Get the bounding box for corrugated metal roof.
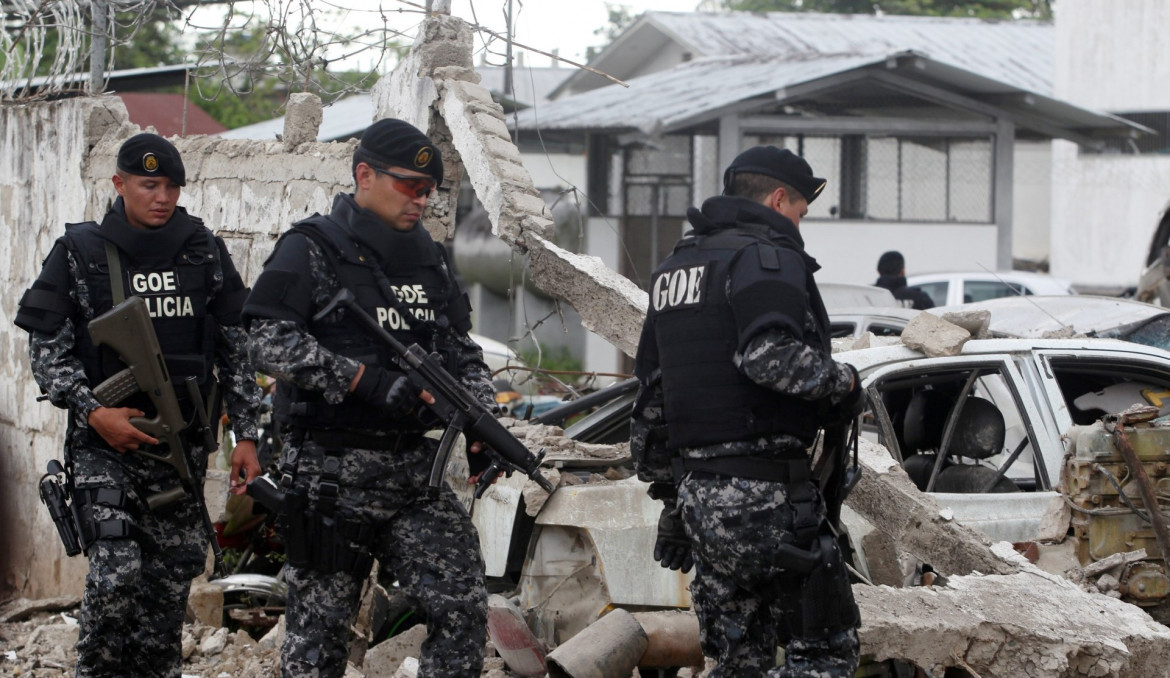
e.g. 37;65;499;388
561;11;1052;98
513;51;1143;141
517;54;878;134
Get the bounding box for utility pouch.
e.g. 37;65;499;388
277;487;373;578
800;533;860;639
38;460;81;557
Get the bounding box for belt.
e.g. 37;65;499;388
303;428;422;451
678;455;809;483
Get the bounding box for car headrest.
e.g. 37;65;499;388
949;397;1005;460
902;390;951;452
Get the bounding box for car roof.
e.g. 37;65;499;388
820;283;898;309
906;270;1074;291
929;295;1170;337
836;336;1170;373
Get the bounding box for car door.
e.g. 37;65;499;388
859;353;1060;542
1031;347;1170;434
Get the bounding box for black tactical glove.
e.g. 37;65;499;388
825;364;865;425
654;502;694;574
466;438;493;478
352;366;419;417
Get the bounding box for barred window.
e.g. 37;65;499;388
746;134;994;223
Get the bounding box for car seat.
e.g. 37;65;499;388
900;389;952;491
901;392;1017;492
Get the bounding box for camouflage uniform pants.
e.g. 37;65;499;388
678;474;860;678
280;435;487;678
71;444;209;678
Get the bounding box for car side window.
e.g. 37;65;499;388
1047;358;1170;425
911;282;948;307
866;364;1039;493
963;280;1030;303
831;322;856;339
868;323;903;337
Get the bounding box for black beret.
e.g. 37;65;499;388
116;133;185;186
723;146;825;203
354;118;443;186
878;250;905;275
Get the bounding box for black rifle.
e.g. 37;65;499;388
314;288;555;498
812;414;862;574
88;295;226;577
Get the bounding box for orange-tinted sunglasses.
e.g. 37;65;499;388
371;166;437;198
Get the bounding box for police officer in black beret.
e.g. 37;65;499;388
243;118;493;678
631;145;862;676
15;133;261;677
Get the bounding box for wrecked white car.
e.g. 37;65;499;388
472;336;1170;646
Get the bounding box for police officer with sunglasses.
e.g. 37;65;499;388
243;118;494;678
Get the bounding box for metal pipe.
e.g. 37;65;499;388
631;611;704;669
546;608;647;678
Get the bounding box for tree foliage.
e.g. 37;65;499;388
718;0;1052;19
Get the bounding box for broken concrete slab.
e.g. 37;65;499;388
283;92;323;149
899;312;972;358
939;309;991;338
856;548;1170;677
187;582;224;628
361;624;427;677
0;596;80;623
845;439;1017;578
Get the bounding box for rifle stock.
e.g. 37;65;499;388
88;296;226;576
314;289;555;498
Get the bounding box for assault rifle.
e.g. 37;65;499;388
313;288;555;499
88;295;226;577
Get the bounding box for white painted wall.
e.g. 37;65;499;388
803;221;1000;286
1055;0;1170;113
1012;141;1053;263
1048;140;1170;288
584;215;624;378
1051;0;1170;289
521;151;587;194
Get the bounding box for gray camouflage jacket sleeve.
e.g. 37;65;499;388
28;321;102;428
216;323;261;442
735;327;854;405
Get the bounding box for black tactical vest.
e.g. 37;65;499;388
61;218;221;409
647;228;821;448
275;215;469;432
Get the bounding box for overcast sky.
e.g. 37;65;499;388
181;1;700;73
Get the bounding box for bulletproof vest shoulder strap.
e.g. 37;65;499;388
104;241;126;305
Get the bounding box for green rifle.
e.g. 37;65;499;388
88;295;226;577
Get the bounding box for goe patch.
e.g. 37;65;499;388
650;263;708;313
127;268;195;318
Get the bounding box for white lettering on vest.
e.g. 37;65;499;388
652;265;706;312
130;269;179;294
391;284;428;305
142;295;195;318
